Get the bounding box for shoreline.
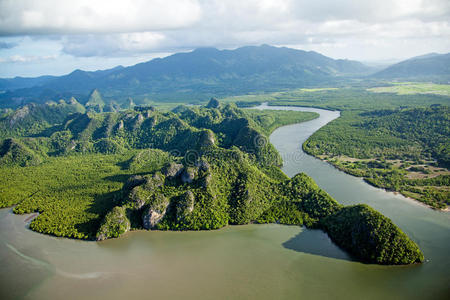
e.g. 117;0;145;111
304;151;449;212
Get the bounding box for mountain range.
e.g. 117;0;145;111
0;45;371;106
0;45;448;108
373;53;450;80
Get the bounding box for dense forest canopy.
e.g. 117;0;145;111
224;87;450;209
0;100;424;265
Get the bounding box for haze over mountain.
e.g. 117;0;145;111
373;52;450;80
2;45;450;109
0;45;371;106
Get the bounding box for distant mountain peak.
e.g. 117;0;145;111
192;47;220;53
0;45;373;105
373;52;450;79
85;89;105;112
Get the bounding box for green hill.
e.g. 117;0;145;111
0;45;373;106
0;100;86;138
85;89;105;113
0;102;423;265
0;138;42;167
373;53;450;80
323;204;424;264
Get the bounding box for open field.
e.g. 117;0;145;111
367;82;450;97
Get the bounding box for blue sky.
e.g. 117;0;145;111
1;0;449;78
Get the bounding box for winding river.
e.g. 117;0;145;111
0;104;449;300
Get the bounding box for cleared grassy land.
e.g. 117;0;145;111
222;87;450;111
368;83;450;97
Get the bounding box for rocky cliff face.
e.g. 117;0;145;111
176;191;195;223
142;194;169;229
96;206;130;241
93;151;424;265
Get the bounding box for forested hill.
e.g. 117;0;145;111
0;101;423;264
0;45;372;106
373;52;450;80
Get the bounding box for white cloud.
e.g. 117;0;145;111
289;0;450;22
62;32;168;57
0;0;202;35
0;0;449;76
1;54;57;63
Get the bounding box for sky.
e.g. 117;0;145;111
0;0;449;78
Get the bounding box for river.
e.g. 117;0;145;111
0;104;448;300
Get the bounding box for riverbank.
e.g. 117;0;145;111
1;104;449;300
305;152;449;211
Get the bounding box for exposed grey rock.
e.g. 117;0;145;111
176;191;195;222
123;175;146;191
132;113;144;130
125;173;164;209
117;120;124;130
142;194;169;229
201;173;212;188
68;97;79;105
162;162;183;178
128;187;146;209
149;116;157;127
199;130;215;147
69;140;77;150
9;104;31;126
181;167;197;183
143;173;164;190
196;159;210;172
142;209;164;229
96;206;131;241
97;233;107;241
206;97;220;108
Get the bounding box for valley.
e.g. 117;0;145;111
226;87;450;209
0;103;448;300
0;44;448;300
1;1;449;299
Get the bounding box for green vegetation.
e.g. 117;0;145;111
223;86;450;111
304;106;449;209
0;100;85;138
85;89;105;113
245;109;318;136
1;152;168;239
0;45;372;107
97;206;131;240
0;138;43;167
372;53;450;81
323;204;424;264
223;87;449;209
0;104;317;237
0;101;424;264
367;82;450;97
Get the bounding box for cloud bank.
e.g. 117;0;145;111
0;0;449;76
